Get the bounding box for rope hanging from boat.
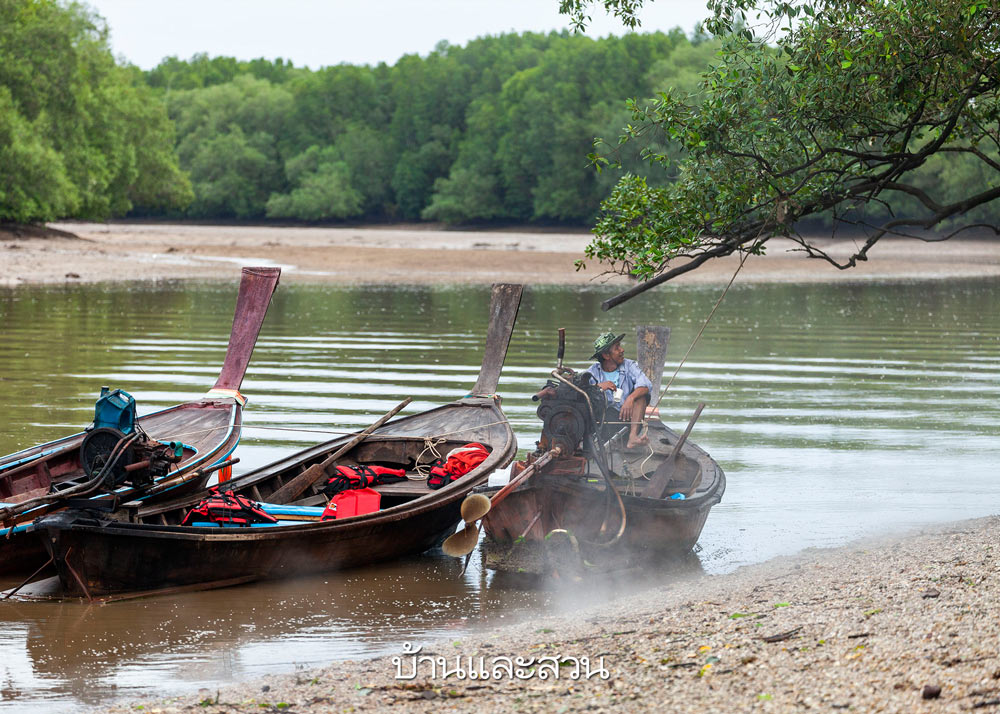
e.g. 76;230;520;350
410;437;446;480
634;249;751;480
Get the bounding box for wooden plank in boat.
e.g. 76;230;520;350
374;480;433;497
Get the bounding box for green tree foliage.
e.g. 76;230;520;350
0;87;77;221
145;53;296;91
564;0;1000;305
265;145;361;220
0;0;190;223
149;31;698;223
168;75;291;218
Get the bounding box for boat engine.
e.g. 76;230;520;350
79;387;184;490
532;372;611;455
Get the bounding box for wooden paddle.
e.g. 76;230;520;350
442;446;561;558
267;398;412;504
641;403;705;500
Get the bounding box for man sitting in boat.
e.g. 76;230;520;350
586;331;653;449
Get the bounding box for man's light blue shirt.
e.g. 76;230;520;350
585;359;653;408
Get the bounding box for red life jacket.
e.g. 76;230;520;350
320;487;381;521
427;443;490;490
181;490;278;527
320;464;407;497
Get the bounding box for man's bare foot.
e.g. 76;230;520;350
626;433;649;448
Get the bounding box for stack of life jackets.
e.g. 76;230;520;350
319;464;407;497
180;489;277;527
318;464;407;521
427;443;490;490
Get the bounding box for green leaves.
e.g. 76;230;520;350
0;0;191;222
577;0;1000;293
265;148;362;221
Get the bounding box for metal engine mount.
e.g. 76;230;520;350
532;372;611;455
79;428;184;490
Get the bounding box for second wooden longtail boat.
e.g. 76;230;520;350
0;266;280;575
478;326;726;577
21;283;523;600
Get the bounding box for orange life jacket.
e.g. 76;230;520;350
181;490;277;527
427;443;490;490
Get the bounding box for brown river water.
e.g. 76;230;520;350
1;280;999;711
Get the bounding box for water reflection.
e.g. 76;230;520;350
5;554;512;702
1;278;999;711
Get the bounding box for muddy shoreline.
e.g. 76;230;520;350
100;516;1000;713
2;222;999;288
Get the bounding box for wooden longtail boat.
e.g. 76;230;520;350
0;267;280;575
24;284;523;600
480;326;725;575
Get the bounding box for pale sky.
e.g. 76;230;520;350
84;1;712;70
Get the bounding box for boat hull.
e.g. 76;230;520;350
42;497;460;595
482;419;725;574
483;473;719;568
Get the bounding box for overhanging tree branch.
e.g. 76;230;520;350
577;0;1000;308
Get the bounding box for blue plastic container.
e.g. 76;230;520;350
92;386;137;434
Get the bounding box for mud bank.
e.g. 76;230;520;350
101;516;1000;713
3;222;999;288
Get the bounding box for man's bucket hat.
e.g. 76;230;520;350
592;331;625;360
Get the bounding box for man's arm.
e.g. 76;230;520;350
619;361;652;420
627;360;654;392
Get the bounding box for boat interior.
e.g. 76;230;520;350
138;436;494;527
517;420;710;501
0;403;232;504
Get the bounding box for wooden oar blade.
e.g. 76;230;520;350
471;283;523;396
642;403;705;500
460;493;491;523
442;523;481;558
214;267;281;391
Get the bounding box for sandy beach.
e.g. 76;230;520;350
2;222;1000;287
101;516;1000;713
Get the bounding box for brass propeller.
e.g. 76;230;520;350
440;493;491;558
459;493;491;523
441;523;481;558
441;446;561;559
